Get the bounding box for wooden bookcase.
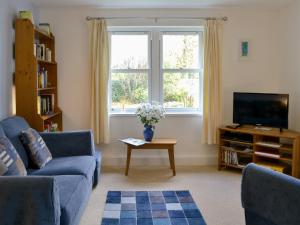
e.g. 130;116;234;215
15;19;62;132
218;126;300;178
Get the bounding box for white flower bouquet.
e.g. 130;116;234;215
136;103;166;127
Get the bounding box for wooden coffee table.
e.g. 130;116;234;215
123;139;177;176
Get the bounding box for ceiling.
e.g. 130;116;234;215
29;0;294;10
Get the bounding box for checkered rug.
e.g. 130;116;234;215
101;190;207;225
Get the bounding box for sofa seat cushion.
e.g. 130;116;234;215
28;156;95;181
55;175;92;225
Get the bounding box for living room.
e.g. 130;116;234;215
1;0;300;225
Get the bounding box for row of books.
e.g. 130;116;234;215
37;95;55;115
38;67;48;88
34;43;52;62
223;150;239;166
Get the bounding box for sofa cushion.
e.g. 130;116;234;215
21;128;52;168
0;126;5;137
55;175;92;225
29;156;95;182
0;117;30;168
0;136;27;176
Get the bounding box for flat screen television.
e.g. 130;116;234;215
233;92;289;129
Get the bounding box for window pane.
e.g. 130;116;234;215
163;72;200;109
111;72;148;111
163;34;200;69
111;34;148;69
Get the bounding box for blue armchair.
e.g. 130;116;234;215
0;116;101;225
241;163;300;225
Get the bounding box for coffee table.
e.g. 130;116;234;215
123;139;177;176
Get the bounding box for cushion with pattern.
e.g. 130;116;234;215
0;136;27;176
21;128;52;168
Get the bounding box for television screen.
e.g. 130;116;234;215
233;92;289;129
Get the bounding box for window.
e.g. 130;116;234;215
110;32;150;111
109;28;203;113
161;33;202;111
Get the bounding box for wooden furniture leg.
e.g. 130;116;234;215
125;146;132;176
168;146;176;176
168;148;172;169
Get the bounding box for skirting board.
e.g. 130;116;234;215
101;155;218;167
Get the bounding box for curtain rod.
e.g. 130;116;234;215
86;16;228;21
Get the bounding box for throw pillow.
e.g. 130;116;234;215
0;137;27;176
21;128;52;168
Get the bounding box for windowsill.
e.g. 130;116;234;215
109;112;202;117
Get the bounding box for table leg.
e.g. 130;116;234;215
168;146;176;176
168;148;172;169
125;146;132;176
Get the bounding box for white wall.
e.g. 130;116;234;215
0;0;38;119
279;1;300;130
39;7;282;166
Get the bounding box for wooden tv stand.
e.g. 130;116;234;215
218;125;300;178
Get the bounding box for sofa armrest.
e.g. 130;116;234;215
0;176;60;225
40;130;95;158
241;163;300;225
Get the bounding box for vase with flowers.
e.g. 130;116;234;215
136;103;166;142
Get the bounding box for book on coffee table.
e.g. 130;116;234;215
120;138;148;146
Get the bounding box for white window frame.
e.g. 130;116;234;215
109;30;152;113
108;26;203;115
159;31;203;113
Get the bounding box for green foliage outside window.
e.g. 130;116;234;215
111;34;200;110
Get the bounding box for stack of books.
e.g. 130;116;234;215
224;150;239;165
37;95;55;115
38;68;48;88
34;44;52;62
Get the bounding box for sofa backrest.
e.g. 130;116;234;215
0;126;5;137
0;116;30;168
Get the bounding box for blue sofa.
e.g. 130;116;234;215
0;116;101;225
241;163;300;225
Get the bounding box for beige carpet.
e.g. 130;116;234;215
80;166;245;225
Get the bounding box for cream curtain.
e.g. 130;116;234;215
202;20;222;145
88;19;110;144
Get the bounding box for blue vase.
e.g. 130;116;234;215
143;125;154;142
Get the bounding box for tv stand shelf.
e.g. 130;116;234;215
218;125;300;178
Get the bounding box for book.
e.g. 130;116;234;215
255;151;280;159
45;48;52;62
120;138;148;146
38;67;48;88
36;44;45;60
19;11;34;24
256;141;282;148
39;23;51;35
256;162;285;173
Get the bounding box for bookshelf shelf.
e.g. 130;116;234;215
254;151;292;161
38;87;56;91
41;111;62;121
218;126;300;178
221;146;253;156
221;163;245;170
37;59;57;65
15;19;62;132
222;139;253;146
35;28;54;40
